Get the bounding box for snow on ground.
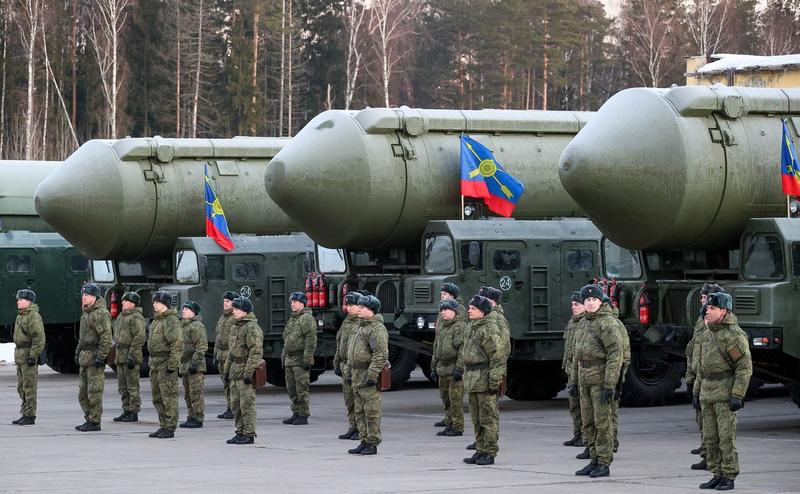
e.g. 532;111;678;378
0;342;14;365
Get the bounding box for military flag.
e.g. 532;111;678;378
205;165;234;251
460;134;525;217
781;120;800;196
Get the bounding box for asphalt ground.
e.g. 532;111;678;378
1;365;798;494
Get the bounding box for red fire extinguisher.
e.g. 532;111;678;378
608;278;620;308
305;272;315;308
317;273;328;308
639;291;651;325
310;274;319;308
109;290;119;319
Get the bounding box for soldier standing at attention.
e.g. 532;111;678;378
333;291;362;440
431;296;466;437
12;289;44;426
112;292;146;423
147;291;182;439
572;284;625;478
282;291;317;425
224;297;263;445
694;292;752;491
75;283;112;432
179;301;207;429
562;291;585;447
433;282;466;430
478;286;511;363
346;295;388;456
461;295;505;466
608;294;630;454
214;291;237;419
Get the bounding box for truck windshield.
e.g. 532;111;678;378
602;239;642;279
743;234;784;280
318;246;346;273
175;250;199;284
424;234;455;274
91;260;115;282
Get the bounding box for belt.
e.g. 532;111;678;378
232;357;247;363
150;351;170;357
287;350;304;357
465;363;488;371
81;345;98;351
437;358;456;365
116;344;130;350
580;359;605;368
16;344;31;349
350;362;370;370
217;345;229;352
703;372;733;381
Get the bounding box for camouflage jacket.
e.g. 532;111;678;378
76;297;112;367
213;309;236;366
460;315;505;394
147;309;182;372
346;314;388;384
333;313;359;372
562;312;585;379
225;313;263;380
490;304;512;363
112;307;146;365
431;312;466;376
180;316;208;374
14;304;45;364
571;303;625;390
282;308;317;367
695;312;752;403
684;316;705;386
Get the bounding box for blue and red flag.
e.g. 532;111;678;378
781;120;800;196
460;134;525;217
205;165;234;251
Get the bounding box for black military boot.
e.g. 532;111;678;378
75;420;90;431
360;443;377;455
17;416;35;426
466;442;476;450
699;476;723;489
476;453;495;465
348;441;367;454
184;419;203;429
218;408;234;419
589;463;610;478
715;478;734;490
691;446;703;455
463;452;482;464
574;437;586;447
149;428;165;438
339;427;357;440
445;429;463;437
234;435;255;445
575;461;598;476
12;417;23;425
226;433;243;444
563;434;582;446
113;412;129;422
121;413;138;423
157;429;175;438
179;418;193;428
436;427;451;436
691;458;708;470
576;447;591;459
78;422;101;432
434;419;447;427
283;413;299;424
291;415;308;425
349;429;360;440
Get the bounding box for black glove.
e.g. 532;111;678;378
729;397;744;412
430;371;439;383
223;374;230;385
303;363;311;371
568;385;579;398
346;377;352;385
94;356;105;368
452;370;463;382
243;377;252;385
26;357;37;366
126;358;136;370
488;381;500;394
189;363;198;375
614;388;622;401
364;378;377;387
692;394;701;410
600;388;615;404
167;367;176;374
334;366;342;377
686;382;694;398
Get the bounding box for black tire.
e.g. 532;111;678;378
266;358;286;387
44;336;78;374
621;355;685;407
505;361;566;401
789;383;800;410
744;376;765;400
417;354;436;384
139;356;150;378
388;345;417;390
310;369;324;383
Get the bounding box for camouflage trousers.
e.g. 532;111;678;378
17;363;38;417
579;384;614;466
220;372;232;409
438;374;465;432
702;401;739;480
568;394;582;437
695;407;707;456
78;365;105;423
151;368;179;431
611;398;619;445
231;378;257;437
468;391;499;457
182;373;205;422
341;366;356;428
116;364;141;413
285;365;311;417
352;378;382;445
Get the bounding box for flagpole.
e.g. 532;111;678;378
461;195;465;220
789;194;792;218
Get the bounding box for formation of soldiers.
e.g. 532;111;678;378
11;279;753;485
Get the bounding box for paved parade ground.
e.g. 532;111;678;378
1;365;798;494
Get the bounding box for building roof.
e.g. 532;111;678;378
698;54;800;74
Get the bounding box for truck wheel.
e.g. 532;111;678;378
744;376;765;400
790;383;800;410
505;361;566;401
266;358;286;387
44;337;78;374
388;345;416;389
417;354;436;384
621;355;685;406
139;356;150;378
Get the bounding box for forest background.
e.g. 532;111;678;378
2;0;799;160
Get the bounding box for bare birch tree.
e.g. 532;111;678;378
368;0;419;108
760;0;800;56
344;0;365;110
0;3;10;158
619;0;682;87
686;0;730;56
40;4;78;149
14;0;42;159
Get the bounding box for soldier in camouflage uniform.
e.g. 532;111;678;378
433;282;466;430
12;289;44;426
74;283;112;432
461;295;506;466
608;294;630;454
214;291;237;419
432;295;466;437
224;297;263;445
686;283;725;470
571;284;625;478
478;286;511;364
346;295;388;456
333;291;362;440
147;291;182;439
562;291;585;447
112;292;146;423
179;301;207;428
693;292;752;491
281;291;317;425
